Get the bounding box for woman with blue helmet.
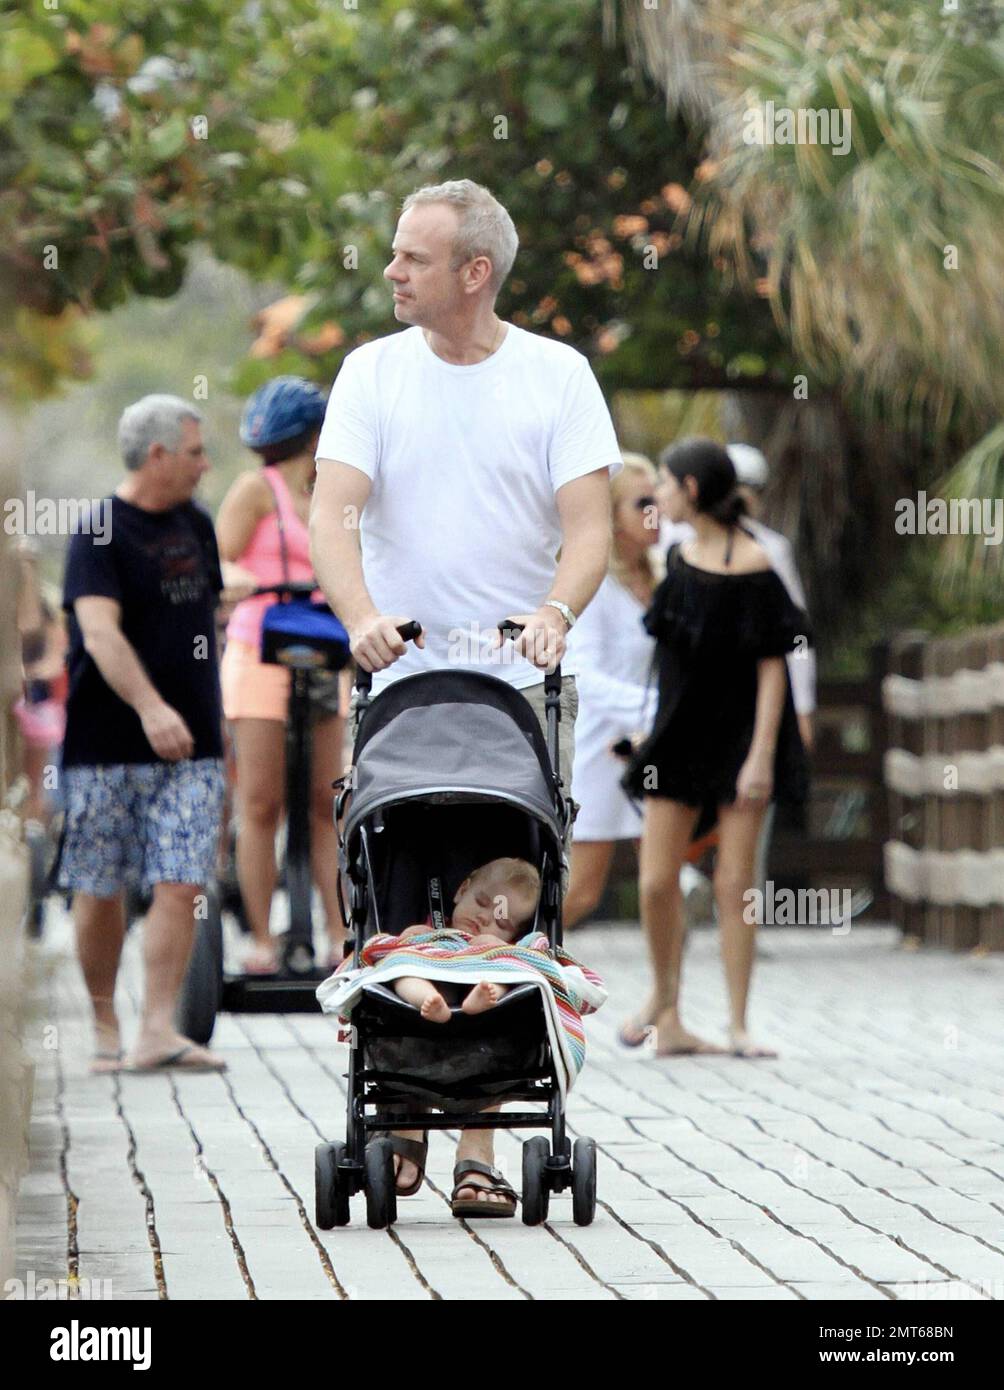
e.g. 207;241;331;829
217;377;347;973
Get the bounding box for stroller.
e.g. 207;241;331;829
314;621;599;1229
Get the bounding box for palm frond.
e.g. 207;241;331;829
615;0;1004;436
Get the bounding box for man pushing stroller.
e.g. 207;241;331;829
310;178;620;1215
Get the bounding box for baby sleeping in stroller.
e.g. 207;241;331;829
383;857;542;1020
325;856;605;1050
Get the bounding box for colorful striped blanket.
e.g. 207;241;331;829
316;929;607;1092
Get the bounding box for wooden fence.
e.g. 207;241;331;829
883;624;1004;952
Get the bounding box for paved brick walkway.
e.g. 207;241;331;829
14;909;1004;1301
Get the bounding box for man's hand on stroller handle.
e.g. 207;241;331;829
495;607;568;670
350;615;424;672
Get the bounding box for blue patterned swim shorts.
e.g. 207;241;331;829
57;758;226;897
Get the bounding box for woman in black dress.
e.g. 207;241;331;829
620;439;810;1057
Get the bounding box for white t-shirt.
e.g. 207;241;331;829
315;324;622;693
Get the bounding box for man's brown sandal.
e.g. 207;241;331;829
451;1161;518;1219
388;1134;428;1197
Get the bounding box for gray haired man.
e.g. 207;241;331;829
310;179;621;1216
59;395;227;1073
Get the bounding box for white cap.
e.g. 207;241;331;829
727;443;769;488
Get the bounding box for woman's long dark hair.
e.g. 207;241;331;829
658;437;748;528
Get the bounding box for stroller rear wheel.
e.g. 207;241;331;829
364;1138;398;1229
315;1142;350;1229
521;1136;551;1225
571;1137;597;1226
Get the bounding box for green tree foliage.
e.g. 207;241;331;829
0;0;320;395
1;0;792;400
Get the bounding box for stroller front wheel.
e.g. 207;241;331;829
315;1142;351;1228
521;1136;551;1225
364;1138;398;1229
571;1137;597;1226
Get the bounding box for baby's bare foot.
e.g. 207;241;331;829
420;990;451;1023
462;981;501;1016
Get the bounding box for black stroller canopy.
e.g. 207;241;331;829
345;670;564;843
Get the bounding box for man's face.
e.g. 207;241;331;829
452;874;537;942
153;417;209;503
384;203;476;327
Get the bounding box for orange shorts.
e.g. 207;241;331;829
220;639;349;724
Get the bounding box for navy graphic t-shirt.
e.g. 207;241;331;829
62;496;224;767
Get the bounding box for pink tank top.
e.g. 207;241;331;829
225;467;317;646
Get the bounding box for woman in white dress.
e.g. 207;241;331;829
564;454;661;927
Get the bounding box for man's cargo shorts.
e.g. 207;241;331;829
57;758;226;897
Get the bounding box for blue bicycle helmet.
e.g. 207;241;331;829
240;376;328;450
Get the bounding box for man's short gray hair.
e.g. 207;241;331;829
118;395;203;471
401;179;519;296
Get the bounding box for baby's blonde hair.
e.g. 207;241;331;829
469;857;541;919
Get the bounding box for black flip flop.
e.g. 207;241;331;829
451;1160;518;1219
388;1134;428;1197
124;1044;226;1074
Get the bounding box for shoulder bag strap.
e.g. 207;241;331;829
259;467;290;586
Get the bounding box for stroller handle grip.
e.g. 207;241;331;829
497;618;563;694
353;621;423;695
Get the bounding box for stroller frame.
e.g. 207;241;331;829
316;632;597;1228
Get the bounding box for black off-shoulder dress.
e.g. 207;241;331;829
621;543;811;819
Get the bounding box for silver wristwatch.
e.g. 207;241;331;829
544;599;577;630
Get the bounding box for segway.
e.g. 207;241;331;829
176;581;351;1042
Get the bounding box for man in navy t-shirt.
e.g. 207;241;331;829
59;394;227;1073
